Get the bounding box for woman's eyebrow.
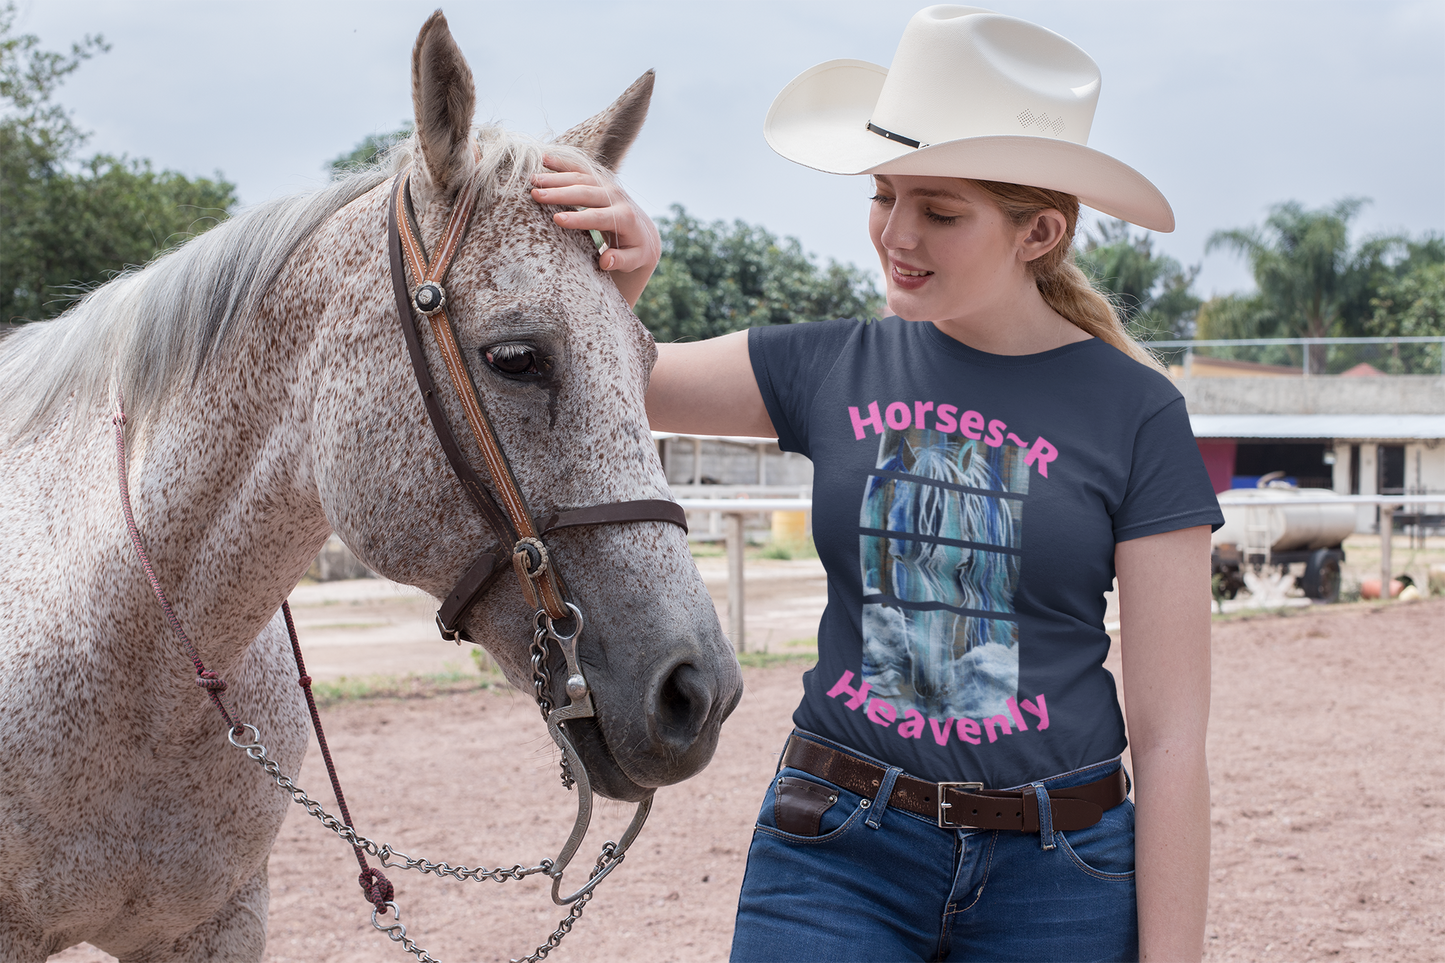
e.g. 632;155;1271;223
906;186;971;203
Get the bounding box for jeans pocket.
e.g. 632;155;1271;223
754;769;865;844
1054;798;1136;880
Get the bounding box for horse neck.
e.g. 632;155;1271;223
119;274;330;670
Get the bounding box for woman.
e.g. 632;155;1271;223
533;7;1220;961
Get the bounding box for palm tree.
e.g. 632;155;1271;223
1076;219;1200;354
1206;199;1398;373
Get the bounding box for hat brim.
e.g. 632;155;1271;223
764;59;1175;233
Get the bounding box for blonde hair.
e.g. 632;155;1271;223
968;179;1164;371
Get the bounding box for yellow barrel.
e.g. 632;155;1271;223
771;510;808;543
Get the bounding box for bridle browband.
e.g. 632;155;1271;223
385;172;687;641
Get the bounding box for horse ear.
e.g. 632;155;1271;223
411;10;476;193
555;70;654;172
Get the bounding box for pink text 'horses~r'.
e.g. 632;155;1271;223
0;12;741;960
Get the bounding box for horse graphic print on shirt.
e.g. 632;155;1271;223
859;426;1029;721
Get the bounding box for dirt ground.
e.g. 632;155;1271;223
52;569;1443;962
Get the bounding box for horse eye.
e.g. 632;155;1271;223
483;343;543;376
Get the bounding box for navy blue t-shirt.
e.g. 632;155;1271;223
749;317;1223;789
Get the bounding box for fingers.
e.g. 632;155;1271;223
537;152;589;176
531;153;602;192
528;154;660;295
594;243;655;275
529;182;616;210
549;204;627;235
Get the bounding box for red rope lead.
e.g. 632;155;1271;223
282;601;395;911
115;391;392;913
114;395;236;731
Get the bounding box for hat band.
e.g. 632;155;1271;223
866;121;922;150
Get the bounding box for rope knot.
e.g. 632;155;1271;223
297;675;312;688
112;410;126;427
359;867;395;908
195;670;227;692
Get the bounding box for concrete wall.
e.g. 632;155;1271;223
1177;375;1445;415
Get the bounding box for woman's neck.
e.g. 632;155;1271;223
915;282;1092;357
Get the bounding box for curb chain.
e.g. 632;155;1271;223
229;723;618;962
369;844;616;963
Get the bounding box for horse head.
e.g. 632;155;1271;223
308;13;741;801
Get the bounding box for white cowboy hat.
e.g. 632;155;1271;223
764;5;1175;232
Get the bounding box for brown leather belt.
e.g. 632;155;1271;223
781;735;1127;832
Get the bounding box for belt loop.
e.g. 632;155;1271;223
1031;782;1056;850
776;733;795;775
865;766;903;830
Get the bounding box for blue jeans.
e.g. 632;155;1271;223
731;732;1137;962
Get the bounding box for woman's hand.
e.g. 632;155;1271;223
530;155;661;308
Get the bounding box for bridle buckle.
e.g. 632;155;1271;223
936;781;984;829
435;613;463;644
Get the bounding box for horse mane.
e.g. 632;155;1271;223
0;125;598;444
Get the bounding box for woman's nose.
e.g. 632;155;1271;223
880;207;917;251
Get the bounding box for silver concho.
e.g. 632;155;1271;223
414;281;446;315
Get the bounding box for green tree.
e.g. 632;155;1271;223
1364;237;1445;372
1204;199;1403;373
0;0;104;156
1;3;236;322
1076;218;1200;348
327;124;411;178
634;204;883;343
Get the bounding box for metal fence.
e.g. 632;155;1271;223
1147;336;1445;376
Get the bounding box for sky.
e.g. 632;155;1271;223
11;0;1445;301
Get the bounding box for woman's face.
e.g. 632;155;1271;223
868;175;1033;326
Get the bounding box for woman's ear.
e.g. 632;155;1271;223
1018;209;1069;263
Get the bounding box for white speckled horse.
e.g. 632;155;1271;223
0;13;740;960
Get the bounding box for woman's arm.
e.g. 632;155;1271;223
1115;525;1212;962
533;160;774;438
646;335;775;437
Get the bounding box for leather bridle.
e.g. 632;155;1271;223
385;169;686;906
386;172;686;640
108;168;693;962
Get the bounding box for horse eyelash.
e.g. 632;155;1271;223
488;343;531;360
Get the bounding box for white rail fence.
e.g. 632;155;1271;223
674;497;812;653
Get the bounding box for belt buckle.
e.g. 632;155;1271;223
937;781;984;829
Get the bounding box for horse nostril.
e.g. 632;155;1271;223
650;661;712;748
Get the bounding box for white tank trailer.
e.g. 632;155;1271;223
1211;485;1357;603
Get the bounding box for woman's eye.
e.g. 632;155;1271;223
869;194;895;205
925;210;959;224
483;344;544;376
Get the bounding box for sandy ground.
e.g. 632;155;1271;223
51;562;1444;962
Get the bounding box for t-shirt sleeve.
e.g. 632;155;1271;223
748;320;857;458
1112;396;1226;542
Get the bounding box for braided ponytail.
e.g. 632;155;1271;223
968;179;1165;372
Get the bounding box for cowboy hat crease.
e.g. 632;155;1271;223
764;4;1175;232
